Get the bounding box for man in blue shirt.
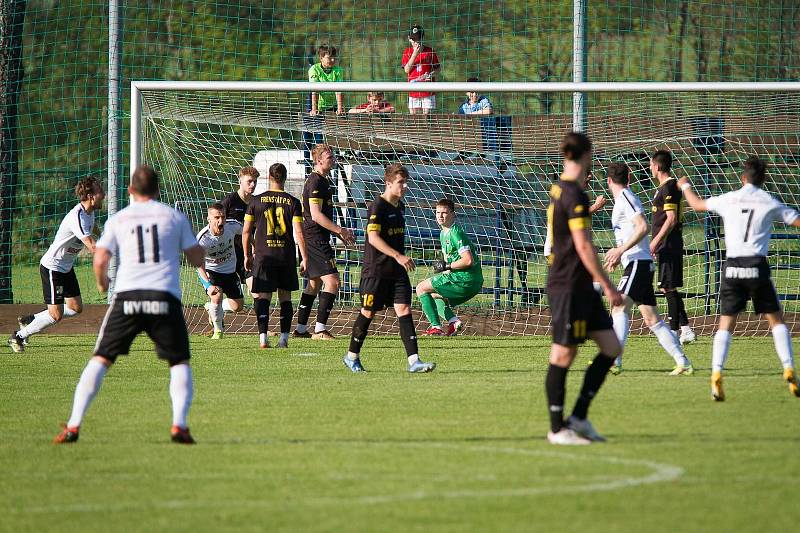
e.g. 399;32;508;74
458;78;492;115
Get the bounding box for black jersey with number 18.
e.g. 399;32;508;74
245;190;302;265
546;179;593;293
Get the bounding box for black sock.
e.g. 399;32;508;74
279;301;293;334
254;298;270;335
317;291;336;327
297;292;316;327
676;292;689;326
545;364;569;433
571;353;615;421
665;290;680;330
398;314;419;357
348;313;372;355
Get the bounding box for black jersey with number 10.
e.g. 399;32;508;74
362;196;406;279
244;191;302;265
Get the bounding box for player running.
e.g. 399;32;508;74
10;177;104;353
242;163;307;349
679;157;800;401
603;162;693;375
54;165;205;444
416;198;483;336
342;163;436;373
196;203;245;339
544;132;623;445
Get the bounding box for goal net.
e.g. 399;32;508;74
132;82;800;336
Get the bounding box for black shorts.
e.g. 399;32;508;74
617;260;657;306
94;290;190;365
304;240;338;279
252;258;299;293
207;270;244;299
233;242;251;284
549;289;613;346
40;264;81;305
359;275;412;312
719;257;780;315
657;251;683;289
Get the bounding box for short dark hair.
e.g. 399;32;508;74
742;156;767;186
384;162;410;183
269;162;288;185
606;162;630;186
208;202;225;214
317;44;337;58
436;198;455;211
467;77;481;83
75;176;101;201
560;131;592;161
651;150;673;172
130;165;159;196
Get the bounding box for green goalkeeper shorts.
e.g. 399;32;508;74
431;273;482;306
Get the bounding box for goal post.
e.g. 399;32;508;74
128;81;800;336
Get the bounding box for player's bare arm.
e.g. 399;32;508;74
678;178;708;212
293;219;308;273
368;230;414;272
93;247;112;293
605;212;648;271
309;201;355;245
589;195;606;214
572;227;623;307
196;265;220;296
241;217;254;271
650;209;676;254
80;235;97;254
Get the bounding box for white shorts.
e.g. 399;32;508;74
408;95;436;110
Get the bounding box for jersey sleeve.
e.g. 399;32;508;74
292;197;303;223
308;65;318;83
96;216;118;253
306;175;326;206
178;213;198;250
228;220;243;235
661;181;681;212
430;50;441;68
774;200;800;225
450;225;472;255
244;200;256;222
704;193;726;215
621;190;644;215
401;48;412;67
366;202;383;233
479;97;492;110
562;186;591;231
69;208;93;239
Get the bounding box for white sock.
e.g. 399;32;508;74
448;316;460;324
296;324;308;334
612;311;629;347
314;321;327;333
346;351;359;361
259;333;268;345
222;298;234;313
19;310;58;339
67;359;108;428
63;306;79;318
712;330;733;372
169;364;193;429
208;303;223;332
651;320;689;366
279;332;289;343
772;324;795;370
681;324;693;334
408;353;420;365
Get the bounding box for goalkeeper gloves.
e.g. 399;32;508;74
432;259;450;273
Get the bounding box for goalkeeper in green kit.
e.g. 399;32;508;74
416;198;484;336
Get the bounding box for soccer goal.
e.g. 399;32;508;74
129;81;800;336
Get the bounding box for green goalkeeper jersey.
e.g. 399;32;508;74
440;223;483;285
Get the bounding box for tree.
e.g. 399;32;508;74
0;0;26;302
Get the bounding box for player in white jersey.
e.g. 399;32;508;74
602;163;693;376
679;156;800;401
54;166;206;445
9;177;104;353
196;203;245;339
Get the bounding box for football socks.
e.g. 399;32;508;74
67;358;108;428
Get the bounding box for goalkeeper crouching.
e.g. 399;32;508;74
416;198;484;336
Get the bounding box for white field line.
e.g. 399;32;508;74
7;441;683;515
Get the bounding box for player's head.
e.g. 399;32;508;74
75;176;105;211
560;131;592;181
384;163;410;199
318;44;337;68
408;24;424;43
368;92;385;105
742;156;767;187
269;162;288;188
435;198;456;227
606;162;630;187
129;165;159;199
650;150;673;176
238;167;258;196
207;202;226;234
312;144;335;173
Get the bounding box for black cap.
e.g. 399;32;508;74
408;24;424;41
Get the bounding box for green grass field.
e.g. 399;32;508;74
2;334;799;532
